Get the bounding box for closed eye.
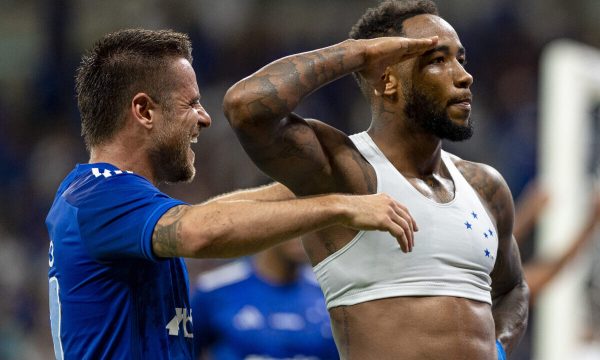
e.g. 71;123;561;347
190;98;202;108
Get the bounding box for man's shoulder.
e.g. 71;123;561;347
446;151;514;222
446;152;506;189
62;164;155;206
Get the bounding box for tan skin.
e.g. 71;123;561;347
224;14;528;360
90;57;419;261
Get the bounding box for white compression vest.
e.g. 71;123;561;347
313;132;498;309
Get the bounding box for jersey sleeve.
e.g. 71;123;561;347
67;172;186;262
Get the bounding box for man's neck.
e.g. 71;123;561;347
90;143;156;185
368;117;444;178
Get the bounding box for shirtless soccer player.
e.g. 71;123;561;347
223;1;529;359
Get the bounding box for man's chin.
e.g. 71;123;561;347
161;165;196;185
441;126;473;142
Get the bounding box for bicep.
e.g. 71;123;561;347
486;172;525;296
203;182;295;204
233;113;335;191
459;161;525;295
491;234;525;298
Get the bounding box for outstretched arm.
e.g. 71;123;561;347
203;182;295;203
459;161;529;356
223;37;437;190
152;192;417;259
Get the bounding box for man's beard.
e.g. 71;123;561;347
149;125;195;185
404;85;473;142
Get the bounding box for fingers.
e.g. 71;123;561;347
388;221;410;253
389;214;412;253
376;195;417;253
401;36;438;55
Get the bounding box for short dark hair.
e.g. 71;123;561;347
349;0;439;99
75;29;193;149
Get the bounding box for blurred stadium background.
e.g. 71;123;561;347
0;0;599;359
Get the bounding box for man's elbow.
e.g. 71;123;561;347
222;84;249;129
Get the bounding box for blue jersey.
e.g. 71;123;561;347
190;261;338;360
46;163;193;360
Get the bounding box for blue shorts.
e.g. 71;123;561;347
496;340;506;360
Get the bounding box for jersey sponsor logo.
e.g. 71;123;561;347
166;308;193;338
91;168;133;178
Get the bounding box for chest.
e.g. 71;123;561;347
405;174;456;204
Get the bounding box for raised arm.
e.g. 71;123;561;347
152;191;417;259
223;37;437;190
458;161;529;356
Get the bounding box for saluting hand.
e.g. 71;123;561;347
358;36;438;94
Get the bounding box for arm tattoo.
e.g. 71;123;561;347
152;205;188;258
458;160;529;350
237;43;357;123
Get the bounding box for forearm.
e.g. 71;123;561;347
182;194;349;258
153;192;411;258
224;39;365;125
492;279;530;355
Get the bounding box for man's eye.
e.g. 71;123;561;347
432;57;445;64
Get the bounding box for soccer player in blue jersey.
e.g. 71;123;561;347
191;238;338;360
45;29;419;360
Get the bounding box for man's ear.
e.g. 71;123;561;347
373;67;399;100
383;70;399;98
131;93;157;130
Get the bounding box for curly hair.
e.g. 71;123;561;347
349;0;439;99
75;29;193;149
350;0;438;40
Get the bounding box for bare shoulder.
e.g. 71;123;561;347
448;153;514;232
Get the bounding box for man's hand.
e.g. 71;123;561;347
359;36;438;94
339;193;418;253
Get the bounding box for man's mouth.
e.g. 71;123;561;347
448;96;472;110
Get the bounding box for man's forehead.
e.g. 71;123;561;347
169;57;200;94
402;14;459;42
